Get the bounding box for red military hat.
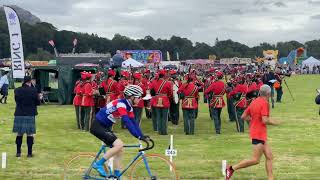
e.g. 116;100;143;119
208;68;215;73
185;74;193;81
216;71;223;77
133;72;142;79
121;71;129;78
108;69;116;76
81;71;87;80
170;70;177;75
158;69;166;76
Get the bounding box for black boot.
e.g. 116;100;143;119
3;96;7;104
15;136;23;157
27;136;34;157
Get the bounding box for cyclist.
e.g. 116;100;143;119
90;84;149;178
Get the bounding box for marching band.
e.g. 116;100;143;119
73;65;286;135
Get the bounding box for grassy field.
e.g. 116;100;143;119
0;75;320;180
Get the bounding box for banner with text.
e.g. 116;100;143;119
4;6;25;78
120;50;162;64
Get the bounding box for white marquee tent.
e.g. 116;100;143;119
121;58;144;68
302;56;320;68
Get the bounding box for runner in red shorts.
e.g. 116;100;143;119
226;84;279;180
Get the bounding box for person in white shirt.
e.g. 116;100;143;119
0;71;9;104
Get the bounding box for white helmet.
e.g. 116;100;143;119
124;85;143;97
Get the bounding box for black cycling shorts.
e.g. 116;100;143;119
252;139;265;145
90;120;117;146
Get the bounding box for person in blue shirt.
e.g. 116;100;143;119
0;71;9;104
90;85;149;178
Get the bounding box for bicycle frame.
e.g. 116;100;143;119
83;144;154;179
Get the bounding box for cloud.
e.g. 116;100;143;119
231;9;243;15
308;0;320;5
311;14;320;19
0;0;319;46
274;2;287;7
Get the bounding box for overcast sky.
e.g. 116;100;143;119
1;0;320;46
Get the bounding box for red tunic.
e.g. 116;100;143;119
150;78;172;108
205;80;226;108
257;80;264;89
178;82;198;109
132;82;146;108
100;78;119;104
230;84;248;108
118;79;129;98
73;81;83;106
81;82;95;107
248;82;258;93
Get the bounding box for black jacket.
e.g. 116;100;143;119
263;72;276;87
14;84;40;116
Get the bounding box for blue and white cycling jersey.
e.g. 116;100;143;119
95;99;143;138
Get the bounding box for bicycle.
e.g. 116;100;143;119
62;138;178;180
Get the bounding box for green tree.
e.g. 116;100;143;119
26;48;54;60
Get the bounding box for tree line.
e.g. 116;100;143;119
1;12;320;61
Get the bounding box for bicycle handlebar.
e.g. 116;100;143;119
139;138;154;152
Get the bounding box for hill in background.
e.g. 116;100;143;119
0;5;41;25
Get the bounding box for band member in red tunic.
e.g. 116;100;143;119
73;72;86;130
169;70;182;125
118;71;130;99
150;69;173;135
230;76;248;133
81;73;96;131
204;71;226;134
178;76;199;135
131;72;146;126
100;69;119;105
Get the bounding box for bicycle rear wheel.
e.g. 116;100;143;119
129;154;178;180
62;153;109;180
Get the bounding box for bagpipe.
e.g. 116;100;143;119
246;90;259;99
233;92;241;101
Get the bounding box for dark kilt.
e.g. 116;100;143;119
0;84;8;96
12;116;36;135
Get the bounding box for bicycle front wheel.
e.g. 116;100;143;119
62;153;108;180
129;154;178;180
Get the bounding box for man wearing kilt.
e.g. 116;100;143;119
13;76;40;157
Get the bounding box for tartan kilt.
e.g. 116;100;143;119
12;116;36;134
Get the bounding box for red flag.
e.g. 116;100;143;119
48;40;55;47
73;38;78;47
